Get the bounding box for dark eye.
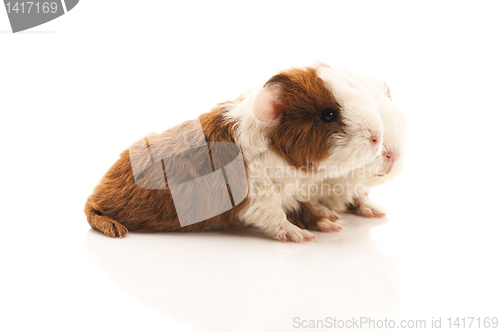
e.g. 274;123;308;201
319;108;338;123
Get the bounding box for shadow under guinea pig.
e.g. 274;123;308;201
84;215;401;332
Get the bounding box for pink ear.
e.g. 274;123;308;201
252;84;283;122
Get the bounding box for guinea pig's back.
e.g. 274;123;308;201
84;106;248;237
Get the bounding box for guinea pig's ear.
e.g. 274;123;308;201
252;81;283;122
384;82;392;101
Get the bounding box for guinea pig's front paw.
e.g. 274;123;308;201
356;202;387;218
316;219;345;233
274;224;316;243
313;203;341;221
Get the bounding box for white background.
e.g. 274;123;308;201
1;1;500;331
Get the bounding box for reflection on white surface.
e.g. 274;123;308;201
84;216;400;332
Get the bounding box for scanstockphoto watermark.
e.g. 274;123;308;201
293;317;425;329
245;161;384;197
292;317;499;329
247;178;367;198
248;161;384;180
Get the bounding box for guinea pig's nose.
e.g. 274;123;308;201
381;151;398;175
384;151;399;164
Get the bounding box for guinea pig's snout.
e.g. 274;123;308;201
378;151;400;176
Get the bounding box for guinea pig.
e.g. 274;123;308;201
300;70;407;228
84;63;384;242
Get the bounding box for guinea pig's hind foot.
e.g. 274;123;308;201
88;214;128;238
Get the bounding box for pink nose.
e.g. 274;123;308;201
382;151;399;174
384;151;399;162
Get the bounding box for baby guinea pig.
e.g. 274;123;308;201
302;70;407;227
84;63;384;242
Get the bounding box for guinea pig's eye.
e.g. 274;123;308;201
319;108;338;123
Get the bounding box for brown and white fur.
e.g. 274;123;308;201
84;63;384;242
304;70;407;226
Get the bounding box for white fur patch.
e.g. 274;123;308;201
313;70;408;215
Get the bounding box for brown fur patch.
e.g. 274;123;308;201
266;67;346;169
84;102;249;237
